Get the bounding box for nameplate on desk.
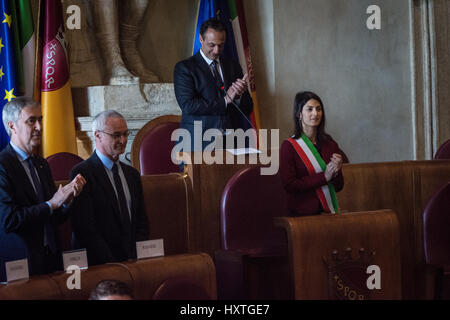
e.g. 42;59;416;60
136;239;164;260
63;249;88;270
5;259;29;283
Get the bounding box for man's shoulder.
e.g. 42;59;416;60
0;146;17;167
71;154;97;174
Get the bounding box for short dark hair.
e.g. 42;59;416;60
200;18;227;39
89;280;133;300
292;91;329;142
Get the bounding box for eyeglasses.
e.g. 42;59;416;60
100;130;131;140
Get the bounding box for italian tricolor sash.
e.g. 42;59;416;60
288;134;339;214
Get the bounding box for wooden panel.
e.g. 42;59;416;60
339;161;415;298
0;275;62;300
276;210;402;300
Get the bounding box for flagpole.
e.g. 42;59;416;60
34;0;43;102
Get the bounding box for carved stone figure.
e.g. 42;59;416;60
91;0;159;85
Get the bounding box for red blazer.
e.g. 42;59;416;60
280;136;349;216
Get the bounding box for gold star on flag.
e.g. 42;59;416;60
0;66;4;81
2;13;11;28
4;88;16;102
0;38;4;54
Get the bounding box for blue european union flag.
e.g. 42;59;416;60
193;0;217;55
0;0;18;151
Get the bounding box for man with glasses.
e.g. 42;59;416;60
70;110;149;266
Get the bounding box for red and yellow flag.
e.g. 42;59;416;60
41;0;77;157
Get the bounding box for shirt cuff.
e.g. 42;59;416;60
46;201;53;215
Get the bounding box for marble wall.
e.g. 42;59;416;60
62;0;449;163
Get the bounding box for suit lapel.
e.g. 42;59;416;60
4;145;39;203
194;51;216;84
90;153;125;227
34;158;53;200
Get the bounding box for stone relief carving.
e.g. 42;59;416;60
65;0;159;87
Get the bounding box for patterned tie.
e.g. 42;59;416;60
112;163;131;230
26;156;56;253
211;60;224;94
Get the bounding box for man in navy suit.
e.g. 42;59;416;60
173;18;254;153
0;97;86;281
70;110;149;266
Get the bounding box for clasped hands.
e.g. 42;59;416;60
225;74;248;104
324;154;343;182
48;174;87;210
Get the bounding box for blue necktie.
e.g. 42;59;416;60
26;157;56;254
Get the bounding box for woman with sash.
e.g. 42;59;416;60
280;91;349;216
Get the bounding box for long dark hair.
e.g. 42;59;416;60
292;91;329;142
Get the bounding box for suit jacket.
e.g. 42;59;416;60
0;144;67;280
173;51;254;151
70;152;149;266
280;137;349;216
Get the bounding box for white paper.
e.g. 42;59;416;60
136;239;164;260
226;148;262;156
5;259;29;283
63;249;88;270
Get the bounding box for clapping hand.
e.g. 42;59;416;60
48;174;86;209
324;154;343;182
226;74;249;102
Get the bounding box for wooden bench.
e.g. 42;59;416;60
0;253;216;300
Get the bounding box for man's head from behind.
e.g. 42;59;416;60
2;97;42;154
89;280;133;300
92;110;129;161
199;18;227;61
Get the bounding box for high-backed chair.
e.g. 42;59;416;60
152;277;213;300
215;166;291;300
46;153;83;253
140;173;194;254
46;152;84;181
434;140;450;159
131;115;181;175
423;182;450;299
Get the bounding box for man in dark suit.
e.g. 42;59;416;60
0;97;86;281
70;110;149;266
173;18;254;153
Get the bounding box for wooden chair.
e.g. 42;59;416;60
423;182;450;299
434;139;450;159
46;152;84;180
215;166;291;300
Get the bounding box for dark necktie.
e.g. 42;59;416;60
112;163;131;230
26;157;56;254
211;60;224;94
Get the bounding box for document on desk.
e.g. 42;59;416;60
226;148;261;156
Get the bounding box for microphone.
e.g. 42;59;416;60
221;85;255;131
